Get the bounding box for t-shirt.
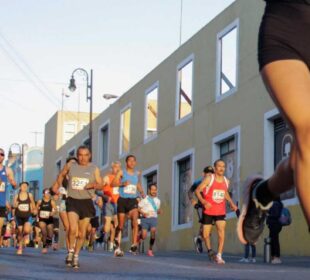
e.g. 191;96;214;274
138;196;161;218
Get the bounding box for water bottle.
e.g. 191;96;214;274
264;237;271;263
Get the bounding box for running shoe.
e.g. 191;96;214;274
65;251;74;266
88;244;94;252
114;247;124;257
129;244;138;255
42;247;48;254
215;254;225;264
207;249;216;262
239;258;250;263
193;236;203;254
147;249;154;257
16;246;23;255
271;258;282;264
251;258;256;263
72;255;80;269
108;242;114;252
237;176;271;245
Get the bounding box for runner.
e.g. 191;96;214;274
0;148;17;243
195;159;238;264
112;155;145;257
52;192;61;250
237;0;310;245
101;161;121;251
37;188;56;254
138;184;161;257
14;182;36;255
188;166;214;253
52;145;102;268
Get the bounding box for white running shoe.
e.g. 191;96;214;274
239;258;250;263
215;254;225;264
271;258;282;264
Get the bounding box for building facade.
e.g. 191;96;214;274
43;0;309;256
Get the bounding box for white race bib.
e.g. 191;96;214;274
113;187;119;195
124;184;137;195
39;211;50;219
212;189;225;203
71;177;89;190
18;204;29;212
147;211;157;218
0;182;5;192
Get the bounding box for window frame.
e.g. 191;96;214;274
63;121;77;144
55;157;62;178
142;164;159;195
119;103;132;158
215;18;240;103
171;148;195;232
98;119;110;170
67;146;76;158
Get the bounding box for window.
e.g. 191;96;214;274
56;160;61;174
145;83;159;142
172;149;194;231
99;123;109;168
83;138;90;149
63;122;76;143
120;105;131;157
213;126;240;216
68;148;75;157
29;180;40;201
216;19;239;101
142;165;159;194
176;56;194;123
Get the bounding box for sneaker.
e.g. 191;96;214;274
129;244;138;255
114;247;124;257
271;258;282;264
207;249;216;262
41;247;48;254
147;249;154;257
23;235;30;246
88;244;94;252
239;258;250;263
65;251;74;266
72;255;80;269
53;243;58;251
215;254;225;264
16;246;23;255
108;242;114;252
194;236;203;254
237;176;271;245
251;258;256;263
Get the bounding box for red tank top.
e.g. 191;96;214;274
103;174;119;204
203;175;228;216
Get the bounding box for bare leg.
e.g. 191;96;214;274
74;218;90;256
129;209;139;247
215;221;226;255
60;211;70;250
115;213;125;249
202;224;212;251
67;212;79;251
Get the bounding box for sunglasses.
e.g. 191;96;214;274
0;153;5;157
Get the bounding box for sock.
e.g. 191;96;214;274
54;231;59;243
254;180;277;206
74;254;79;258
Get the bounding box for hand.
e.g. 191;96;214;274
157;209;163;215
191;199;198;207
85;182;95;190
203;201;212;209
123;181;130;186
230;203;238;212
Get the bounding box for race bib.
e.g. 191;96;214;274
39;211;50;219
148;211;157;218
113;187;119;195
212;189;225;203
71;177;89;190
18;204;29;212
0;182;5;192
124;184;137;195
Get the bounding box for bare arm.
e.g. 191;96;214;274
13;194;18;209
29;193;37;214
52;162;72;193
195;176;211;207
225;182;238;211
85;167;103;190
112;170;123;188
137;171;145;198
51;200;57;216
6;167;17;189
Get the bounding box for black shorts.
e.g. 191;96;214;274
201;213;226;225
258;2;310;71
16;216;31;227
90;216;99;229
117;197;138;214
66;197;95;219
39;218;54;225
0;207;7;218
53;218;59;229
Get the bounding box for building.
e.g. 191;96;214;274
43;0;309;256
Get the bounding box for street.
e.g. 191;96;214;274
1;247;309;280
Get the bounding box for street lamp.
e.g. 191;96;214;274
103;94;118;100
68;68;93;152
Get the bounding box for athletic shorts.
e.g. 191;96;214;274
117;197;138;214
53;217;59;229
60;200;66;212
258;2;310;71
0;207;7;218
66;197;95;219
141;218;158;231
16;216;31;227
90;216;99;229
102;202;117;217
201;213;226;225
39;217;54;225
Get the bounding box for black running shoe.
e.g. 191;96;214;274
72;256;79;269
194;237;203;254
207;249;216;262
65;251;73;266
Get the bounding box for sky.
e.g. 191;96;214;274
0;0;235;153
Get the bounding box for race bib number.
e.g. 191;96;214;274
0;182;5;192
124;184;137;195
71;177;89;190
113;187;119;195
39;211;50;219
212;189;225;203
18;204;29;212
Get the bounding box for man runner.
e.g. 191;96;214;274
112;155;145;257
195;159;238;264
52;145;102;268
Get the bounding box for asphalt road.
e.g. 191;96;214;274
0;247;309;280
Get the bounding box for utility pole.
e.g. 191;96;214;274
31;131;42;146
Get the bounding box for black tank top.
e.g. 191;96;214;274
39;199;52;219
15;192;31;218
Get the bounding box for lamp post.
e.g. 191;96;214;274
68;68;93;152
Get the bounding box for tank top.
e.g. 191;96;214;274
67;162;96;200
39;198;53;219
15;192;31;218
0;166;8;207
103;174;119;204
203;175;229;216
119;169;139;199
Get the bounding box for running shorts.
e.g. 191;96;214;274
39;217;54;225
53;217;60;229
258;1;310;70
117;197;138;214
140;217;158;231
201;213;226;225
66;197;95;219
16;216;31;227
